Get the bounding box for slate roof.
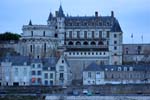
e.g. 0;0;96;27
84;62;104;71
84;62;150;72
1;56;30;66
42;57;58;71
48;12;53;21
58;5;65;17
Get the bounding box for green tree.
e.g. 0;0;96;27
0;32;21;41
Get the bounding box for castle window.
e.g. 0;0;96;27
114;34;117;38
68;41;73;45
30;45;32;53
92;31;94;38
99;22;102;26
83;41;88;45
54;33;58;38
62;60;64;63
76;41;81;45
77;31;80;38
103;52;105;55
106;31;109;38
99;31;102;38
98;41;103;45
91;41;96;45
69;31;72;38
43;31;45;36
84;31;87;38
31;31;33;36
44;43;46;53
55;26;57;29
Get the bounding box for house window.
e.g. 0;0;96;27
59;66;64;71
62;60;64;63
44;80;48;85
32;64;35;68
23;68;27;76
37;71;41;75
50;81;53;85
32;71;36;75
38;64;41;68
59;73;64;79
88;72;91;78
114;46;117;50
15;68;18;76
44;73;48;79
37;78;41;83
50;73;53;79
114;41;117;44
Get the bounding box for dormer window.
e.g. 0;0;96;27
62;60;64;63
124;67;128;71
129;67;133;71
118;67;121;71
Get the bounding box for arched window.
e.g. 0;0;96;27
76;41;81;45
68;41;73;45
98;41;104;45
83;41;88;45
91;41;96;45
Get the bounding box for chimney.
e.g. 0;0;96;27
55;11;58;17
95;11;98;17
111;11;114;17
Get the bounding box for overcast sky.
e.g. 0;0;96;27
0;0;150;43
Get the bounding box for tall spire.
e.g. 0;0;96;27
48;12;53;21
58;5;65;17
29;20;32;25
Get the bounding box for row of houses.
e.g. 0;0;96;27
0;55;72;86
83;63;150;85
1;54;150;86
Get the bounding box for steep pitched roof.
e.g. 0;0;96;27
48;12;53;21
111;19;122;32
58;5;65;17
84;62;104;71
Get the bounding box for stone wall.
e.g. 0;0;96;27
45;96;150;100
